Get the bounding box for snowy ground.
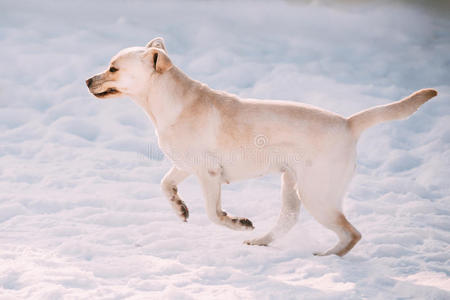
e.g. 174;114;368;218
1;0;450;299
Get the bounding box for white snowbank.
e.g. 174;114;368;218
0;0;449;298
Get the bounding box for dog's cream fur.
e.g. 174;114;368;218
86;38;437;256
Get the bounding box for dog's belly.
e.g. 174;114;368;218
217;145;307;183
219;160;282;183
161;142;299;182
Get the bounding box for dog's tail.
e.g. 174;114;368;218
347;88;438;138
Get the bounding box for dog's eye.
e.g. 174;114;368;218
109;67;118;73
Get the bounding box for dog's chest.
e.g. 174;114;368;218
156;127;214;169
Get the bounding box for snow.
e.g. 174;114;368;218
1;0;449;298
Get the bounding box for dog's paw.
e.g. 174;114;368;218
231;217;254;230
244;239;268;246
313;250;340;257
244;234;273;246
170;195;189;222
218;211;254;231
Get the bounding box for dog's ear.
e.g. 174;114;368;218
146;37;167;53
144;48;173;73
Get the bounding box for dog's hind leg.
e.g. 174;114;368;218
300;156;361;256
312;212;361;257
245;170;300;246
161;166;191;222
300;175;361;256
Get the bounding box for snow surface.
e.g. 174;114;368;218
1;0;450;299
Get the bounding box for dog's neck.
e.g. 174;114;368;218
131;66;201;133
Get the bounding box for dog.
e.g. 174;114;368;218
86;38;437;256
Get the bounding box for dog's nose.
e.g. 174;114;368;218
86;78;93;88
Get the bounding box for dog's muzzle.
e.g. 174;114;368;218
86;77;93;88
85;77;120;98
93;88;120;97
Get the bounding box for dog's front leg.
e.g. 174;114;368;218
197;171;254;231
161;166;190;222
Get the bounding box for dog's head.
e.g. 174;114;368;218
86;37;172;99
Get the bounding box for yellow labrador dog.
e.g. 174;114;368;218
86;38;437;256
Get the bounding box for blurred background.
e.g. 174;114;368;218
0;1;449;299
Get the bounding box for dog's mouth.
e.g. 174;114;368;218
94;88;120;98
